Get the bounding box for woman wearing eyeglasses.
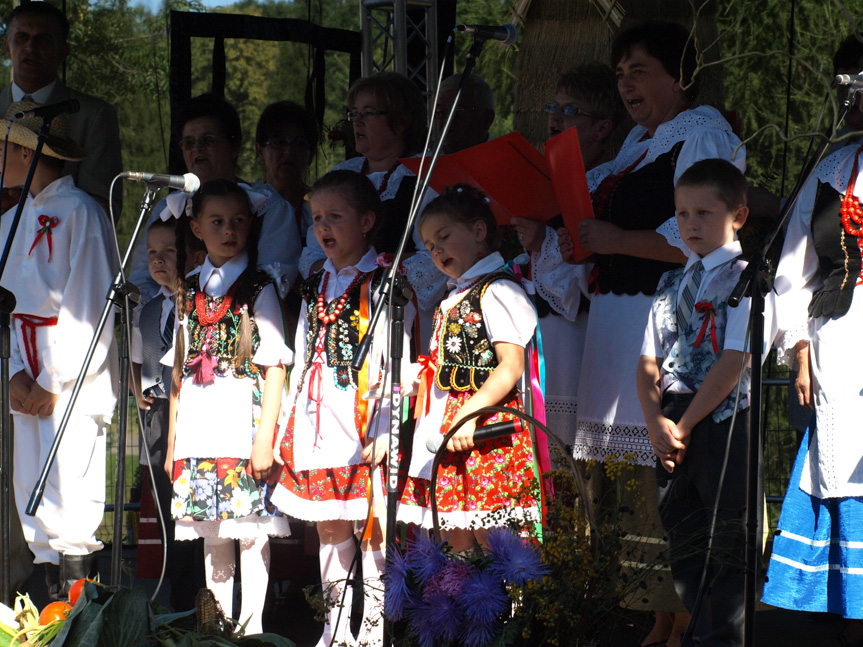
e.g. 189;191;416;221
128;94;302;303
302;72;445;346
254;101;318;236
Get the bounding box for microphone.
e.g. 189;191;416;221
835;73;863;85
426;420;520;453
454;23;518;46
119;171;201;194
14;99;80;120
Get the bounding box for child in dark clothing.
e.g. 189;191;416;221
636;158;759;647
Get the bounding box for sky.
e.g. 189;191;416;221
131;0;232;12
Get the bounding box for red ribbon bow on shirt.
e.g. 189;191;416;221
693;302;719;353
29;215;59;260
187;348;216;385
413;355;436;419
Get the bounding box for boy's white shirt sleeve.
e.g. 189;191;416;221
640;306;663;359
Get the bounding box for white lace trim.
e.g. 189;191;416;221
656;216;689;256
403;252;448;312
269;485;377;522
174;516;291;540
331;155;414;202
530;227;587;321
815;143;863;200
774;323;811;368
396;504;540;530
572;421;655;466
587;105;739;193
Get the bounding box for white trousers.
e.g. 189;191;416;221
13;411;106;564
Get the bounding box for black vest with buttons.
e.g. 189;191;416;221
594;142;684;297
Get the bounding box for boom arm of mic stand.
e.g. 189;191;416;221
25;186;161;518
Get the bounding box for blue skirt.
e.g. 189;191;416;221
761;430;863;618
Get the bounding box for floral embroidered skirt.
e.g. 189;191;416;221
171;457;291;540
399;391;540;530
271;412;386;522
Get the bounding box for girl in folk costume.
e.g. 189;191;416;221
272;170;415;647
164;179;292;633
400;185;540;550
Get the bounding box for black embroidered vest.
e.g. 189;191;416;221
594;142;685;296
374;176;418;255
183;271;271;380
434;271;520;392
809;181;862;318
299;267;385;391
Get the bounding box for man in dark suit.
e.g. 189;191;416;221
2;1;122;214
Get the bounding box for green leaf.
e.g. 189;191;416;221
96;588;151;647
151;609;197;631
53;597;105;647
234;633;297;647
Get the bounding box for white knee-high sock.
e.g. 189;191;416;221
317;536;357;647
238;536;270;635
358;549;386;647
204;537;236;620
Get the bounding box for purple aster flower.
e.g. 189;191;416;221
458;568;509;647
485;527;547;586
404;534;448;584
436;562;473;597
384;548;416;621
411;590;462;647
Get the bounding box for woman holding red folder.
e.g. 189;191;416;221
550;22;745;647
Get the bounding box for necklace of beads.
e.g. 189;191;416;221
363;159;400;196
841;144;863;238
195;288;234;325
316;271;367;324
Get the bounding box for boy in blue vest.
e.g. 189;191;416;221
131;217;204;609
636;158;757;647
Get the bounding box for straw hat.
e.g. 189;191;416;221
0;101;86;161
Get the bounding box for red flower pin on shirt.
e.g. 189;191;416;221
29;215;59;260
693;302;719;353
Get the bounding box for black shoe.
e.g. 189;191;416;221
53;553;99;601
44;563;60;600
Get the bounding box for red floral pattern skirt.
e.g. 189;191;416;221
274;410;385;522
400;391;538;524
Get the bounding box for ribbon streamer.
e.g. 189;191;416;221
28;215;59;260
693;302;719;353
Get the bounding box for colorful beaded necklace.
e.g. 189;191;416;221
316;271;367;324
840;143;863;238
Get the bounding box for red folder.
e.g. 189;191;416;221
401;129;593;262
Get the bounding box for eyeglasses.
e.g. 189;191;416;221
543;103;600;119
433;106;478;121
179;134;227;151
263;138;310;151
346;108;388;122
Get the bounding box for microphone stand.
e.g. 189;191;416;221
24;182;160;588
725;93;854;647
348;33;492;647
0;116;58;604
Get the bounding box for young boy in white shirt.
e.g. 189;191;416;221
636;158;756;647
0;101;117;600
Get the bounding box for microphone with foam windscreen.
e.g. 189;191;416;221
14;100;80;120
119;171;201;194
426;420;520;453
454;23;519;47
